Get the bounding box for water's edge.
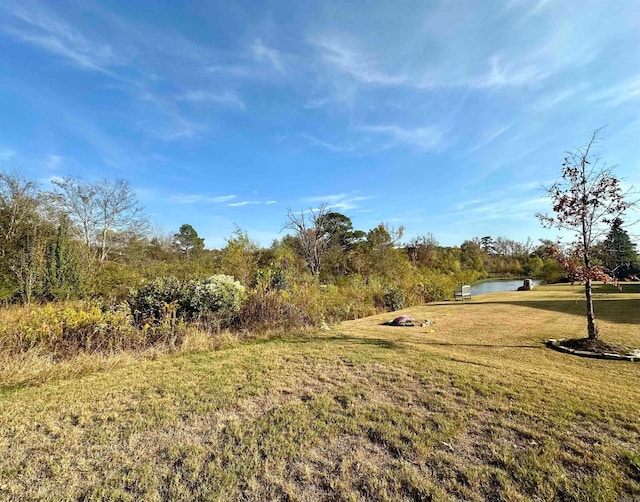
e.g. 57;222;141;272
470;279;540;295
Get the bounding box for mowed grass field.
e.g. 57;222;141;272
1;284;639;501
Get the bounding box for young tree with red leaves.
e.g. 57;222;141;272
537;129;634;340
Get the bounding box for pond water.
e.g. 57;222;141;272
470;279;541;295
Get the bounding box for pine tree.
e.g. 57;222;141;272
602;218;638;278
173;224;205;257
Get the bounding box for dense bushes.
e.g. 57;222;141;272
128;274;245;325
128;276;184;323
0;247;547;362
540;258;567;285
236;271;460;332
0;302;143;356
0;275;246;357
3;271;450;358
0;262;553;363
414;273;449;303
381;287;407;311
239;290;313;331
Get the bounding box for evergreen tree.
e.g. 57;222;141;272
602;218;638;278
173;224;205;257
46;216;81;299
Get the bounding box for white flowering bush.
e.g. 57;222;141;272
182;275;245;320
129;274;245;326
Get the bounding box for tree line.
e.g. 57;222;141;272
0;170;637;308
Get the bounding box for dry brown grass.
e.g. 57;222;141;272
0;283;638;501
0;326;239;389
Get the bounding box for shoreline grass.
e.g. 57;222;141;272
0;284;638;500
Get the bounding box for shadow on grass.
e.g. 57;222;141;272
477;299;639;325
297;335;542;350
428;296;639;325
419;342;541;349
276;334;401;350
314;335;400;349
593;283;640;294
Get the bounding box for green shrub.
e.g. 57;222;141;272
128;275;183;324
418;274;448;302
319;281;376;322
253;267;288;292
382;287;407;311
90;262;143;304
541;258;566;284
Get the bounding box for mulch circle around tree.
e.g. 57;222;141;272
546;337;640;362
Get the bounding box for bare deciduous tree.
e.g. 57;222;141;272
537;129;634;340
0;172;39;252
284;203;332;277
50;177;146;265
0;173;52;303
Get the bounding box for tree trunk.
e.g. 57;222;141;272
584;279;598;339
99;228;109;266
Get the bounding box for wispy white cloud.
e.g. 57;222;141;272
179;90;246;110
466;125;512;154
300;134;357;153
311;10;565;95
168;193;237;203
0;2;122;72
442;194;549;223
265;200;276;205
472;55;547;89
206;64;255;78
360;124;449;152
0;147;16;162
228;200;261;207
528;85;584;114
303;96;331;109
202;40;292;83
1;2;250;147
44;153;62;169
509;0;554;23
168;194;204;203
443;176;553;224
312;36;406;86
305;193;374;210
588;74;640;107
145;123;202;141
209;195;237;203
138;89;208;141
250;39;286;74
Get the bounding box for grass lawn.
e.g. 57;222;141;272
1;284;639;501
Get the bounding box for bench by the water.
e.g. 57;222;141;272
454;285;471;301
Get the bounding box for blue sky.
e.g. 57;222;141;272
1;0;638;249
